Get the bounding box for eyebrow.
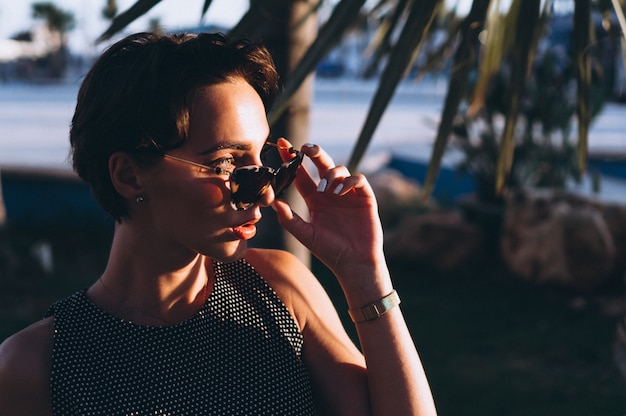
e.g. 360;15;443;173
197;142;251;156
196;133;272;156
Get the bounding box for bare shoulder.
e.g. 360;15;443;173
245;248;311;283
243;248;356;344
245;248;326;326
244;250;368;413
0;317;55;374
0;318;54;415
245;248;321;296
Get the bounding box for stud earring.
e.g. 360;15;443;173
135;196;144;203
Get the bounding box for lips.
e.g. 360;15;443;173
232;217;260;240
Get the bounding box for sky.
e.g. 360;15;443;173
0;0;528;54
0;0;249;52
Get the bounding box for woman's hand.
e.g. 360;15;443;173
271;138;390;295
271;138;438;416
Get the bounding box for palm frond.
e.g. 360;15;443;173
422;0;492;199
347;0;441;172
467;0;518;117
413;15;463;80
201;0;214;18
610;0;626;110
268;0;366;125
573;0;592;175
611;0;626;41
362;0;410;78
495;0;540;194
98;0;162;42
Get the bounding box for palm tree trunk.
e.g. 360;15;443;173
250;0;318;265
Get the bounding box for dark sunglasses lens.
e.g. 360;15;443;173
273;152;303;197
230;167;274;210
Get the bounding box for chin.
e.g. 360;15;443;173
209;240;249;264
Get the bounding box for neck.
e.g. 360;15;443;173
91;254;214;326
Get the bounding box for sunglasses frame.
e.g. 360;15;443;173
161;142;304;211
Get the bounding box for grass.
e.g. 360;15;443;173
1;223;625;415
314;254;626;415
393;266;626;416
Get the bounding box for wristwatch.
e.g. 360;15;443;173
348;290;401;323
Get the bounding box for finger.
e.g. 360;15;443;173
298;142;336;178
324;173;367;195
319;173;375;198
271;199;313;247
315;165;351;192
293;141;345;196
275;138;318;196
275;137;298;162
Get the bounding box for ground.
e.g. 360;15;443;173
1;222;625;415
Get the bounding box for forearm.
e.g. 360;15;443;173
272;140;436;413
355;308;436;416
341;270;437;416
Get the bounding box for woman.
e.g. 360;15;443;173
0;32;436;415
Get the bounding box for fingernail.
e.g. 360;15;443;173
333;183;344;195
317;178;327;192
304;143;316;148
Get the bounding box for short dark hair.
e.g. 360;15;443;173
70;32;280;221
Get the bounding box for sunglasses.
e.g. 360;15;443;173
162;142;304;211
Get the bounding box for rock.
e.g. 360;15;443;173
369;168;423;203
600;203;626;278
613;317;626;380
384;211;486;274
501;189;616;292
368;168;428;228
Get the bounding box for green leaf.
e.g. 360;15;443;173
362;0;410;79
495;0;540;194
413;14;463;80
610;0;626;42
573;0;592;175
468;0;518;117
98;0;162;42
267;0;367;125
347;0;441;173
422;0;492;199
201;0;214;18
496;0;540;195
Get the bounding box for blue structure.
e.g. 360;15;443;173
1;168;112;228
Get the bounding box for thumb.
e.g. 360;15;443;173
271;199;312;247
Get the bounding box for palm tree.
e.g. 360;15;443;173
31;2;76;78
95;0;626;262
98;0;626;194
245;0;319;261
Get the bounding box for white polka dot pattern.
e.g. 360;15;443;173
45;259;316;415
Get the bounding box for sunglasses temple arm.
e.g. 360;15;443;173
265;141;296;153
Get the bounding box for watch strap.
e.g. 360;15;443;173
348;290;401;323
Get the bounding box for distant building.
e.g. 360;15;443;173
0;24;65;82
0;26;59;63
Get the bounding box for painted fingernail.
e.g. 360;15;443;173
317;178;328;192
304;143;316;148
333;183;344;195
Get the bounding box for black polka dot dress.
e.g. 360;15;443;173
45;259;316;415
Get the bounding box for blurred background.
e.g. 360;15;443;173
1;0;626;413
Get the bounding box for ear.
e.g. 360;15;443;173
109;152;143;200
